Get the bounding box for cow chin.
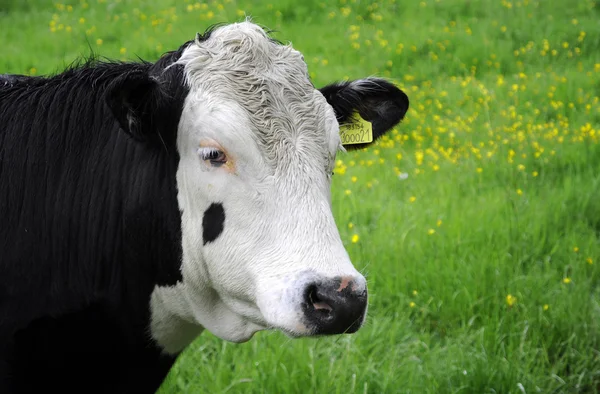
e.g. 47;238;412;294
150;281;270;352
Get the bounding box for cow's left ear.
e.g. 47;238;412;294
319;78;409;150
105;70;174;145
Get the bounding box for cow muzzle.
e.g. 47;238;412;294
301;276;368;335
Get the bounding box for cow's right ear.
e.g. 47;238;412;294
105;70;164;142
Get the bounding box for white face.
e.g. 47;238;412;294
149;22;368;353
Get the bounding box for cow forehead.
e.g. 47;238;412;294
175;21;341;169
177;21;309;91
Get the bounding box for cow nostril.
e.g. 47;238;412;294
302;278;367;335
307;286;333;312
304;284;334;320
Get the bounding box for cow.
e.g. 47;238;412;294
0;21;408;393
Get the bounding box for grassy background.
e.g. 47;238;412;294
2;0;600;393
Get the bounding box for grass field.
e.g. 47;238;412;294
2;0;600;393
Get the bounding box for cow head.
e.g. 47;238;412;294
106;21;408;354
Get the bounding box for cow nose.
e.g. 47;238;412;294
302;276;368;335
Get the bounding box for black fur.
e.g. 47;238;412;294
318;78;409;150
0;42;193;393
0;74;30;88
203;203;226;244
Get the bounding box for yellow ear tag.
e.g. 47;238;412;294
339;112;373;145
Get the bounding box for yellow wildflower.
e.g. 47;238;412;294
506;294;517;306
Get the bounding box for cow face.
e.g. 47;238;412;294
106;21;408;354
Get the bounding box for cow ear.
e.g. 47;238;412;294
319;78;409;150
105;70;163;142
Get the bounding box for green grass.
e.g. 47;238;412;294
2;0;600;393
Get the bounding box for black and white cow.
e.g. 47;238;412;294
0;21;408;393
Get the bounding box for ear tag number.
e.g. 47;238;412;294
339;112;373;145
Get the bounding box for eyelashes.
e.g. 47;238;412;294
198;147;227;167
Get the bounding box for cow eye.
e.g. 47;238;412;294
198;147;227;167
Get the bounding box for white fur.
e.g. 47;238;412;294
150;21;366;354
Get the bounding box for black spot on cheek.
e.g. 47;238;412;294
203;203;225;244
